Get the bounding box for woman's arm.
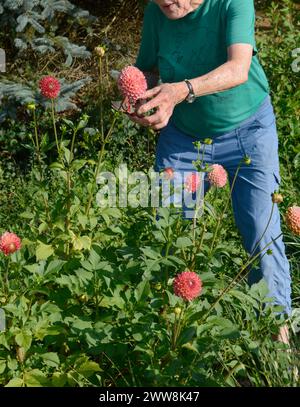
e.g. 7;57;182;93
130;43;253;130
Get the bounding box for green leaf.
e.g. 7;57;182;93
45;260;66;276
24;262;45;275
134;279;150;303
71;159;87;171
77;361;102;378
36;242;54;261
52;372;67;387
175;237;193;248
72;235;91;251
50;162;64;170
0;359;6;374
15;331;32;352
24;369;48;387
141;247;161;260
177;326;197;346
5;377;24;387
20;211;34;219
40;352;60;367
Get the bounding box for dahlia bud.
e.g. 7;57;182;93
154;283;162;291
79;295;88;303
16;347;26;363
244;156;251;165
272;192;284;204
204;138;213;145
193;141;202;149
27;103;36;111
266;249;273;255
174;307;182;316
94;46;105;58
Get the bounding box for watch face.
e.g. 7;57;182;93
187;94;196;103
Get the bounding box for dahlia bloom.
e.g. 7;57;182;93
0;232;22;256
207;164;227;188
286;206;300;236
163;167;174;180
173;270;202;301
184;172;201;193
39;76;61;99
117;66;147;106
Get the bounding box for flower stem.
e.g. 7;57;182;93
70;128;78;161
4;257;10;297
32;109;40;161
98;56;104;143
172;302;187;350
85;114;118;216
51;99;60;158
250;202;275;258
209;160;242;257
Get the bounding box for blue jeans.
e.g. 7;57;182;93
154;95;292;316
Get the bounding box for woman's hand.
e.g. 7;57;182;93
127;82;188;131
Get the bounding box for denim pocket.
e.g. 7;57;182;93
237;116;278;167
254;99;275;129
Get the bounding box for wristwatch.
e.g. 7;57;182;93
184;79;196;103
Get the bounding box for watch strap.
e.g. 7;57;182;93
184;79;195;102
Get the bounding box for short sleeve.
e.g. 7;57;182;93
226;0;257;54
135;2;160;71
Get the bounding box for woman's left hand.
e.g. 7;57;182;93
127;82;187;131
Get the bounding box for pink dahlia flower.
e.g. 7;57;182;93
173;270;202;301
0;232;22;256
39;76;61;99
185;172;200;193
117;66;147;105
286;206;300;236
207;164;227;188
163;167;174;180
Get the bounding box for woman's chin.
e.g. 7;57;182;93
160;7;188;20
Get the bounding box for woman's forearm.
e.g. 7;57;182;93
174;60;249;104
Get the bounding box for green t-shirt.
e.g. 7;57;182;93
135;0;270;137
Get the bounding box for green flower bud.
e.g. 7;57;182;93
154;283;162;291
27;103;36;110
272;192;284;204
244;156;251;165
174;307;182;316
203;138;213;145
95;46;105;57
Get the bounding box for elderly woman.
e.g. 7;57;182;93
128;0;292;343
